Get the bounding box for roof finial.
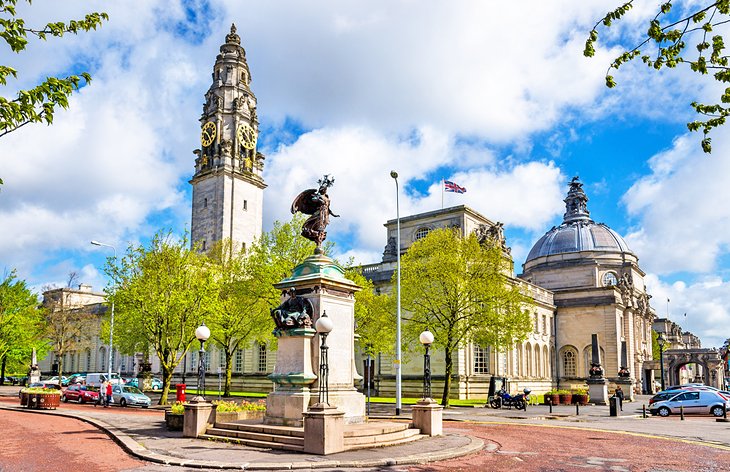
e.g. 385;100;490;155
563;176;592;224
225;23;241;45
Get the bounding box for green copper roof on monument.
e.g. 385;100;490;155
285;254;348;281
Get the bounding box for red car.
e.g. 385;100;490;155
61;384;99;404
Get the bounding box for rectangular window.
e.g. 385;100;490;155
190;351;197;372
204;351;211;371
257;343;267;373
235;350;243;373
243;200;248;211
542;315;547;334
219;350;226;371
473;345;490;374
534;314;539;333
86;351;92;371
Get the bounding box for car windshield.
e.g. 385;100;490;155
122;386;142;394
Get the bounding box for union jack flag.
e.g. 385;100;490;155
444;180;466;194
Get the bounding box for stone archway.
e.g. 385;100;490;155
663;348;725;389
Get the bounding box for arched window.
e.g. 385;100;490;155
414;227;430;241
534;344;541;378
563;349;576;377
526;343;533;377
98;347;107;372
86;350;92;371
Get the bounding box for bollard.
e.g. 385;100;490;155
576;403;580;416
548;397;552;414
725;406;727;420
642;404;646;419
680;405;685;420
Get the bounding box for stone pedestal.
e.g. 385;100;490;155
265;328;317;427
275;254;366;424
183;401;214;438
412;399;443;436
616;378;635;402
588;378;609;405
303;403;345;455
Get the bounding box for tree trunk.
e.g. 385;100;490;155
224;350;233;397
160;364;173;405
441;349;453;407
58;356;64;386
0;355;6;386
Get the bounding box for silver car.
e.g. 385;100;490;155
650;390;729;417
111;384;151;408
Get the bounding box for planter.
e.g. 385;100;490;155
559;393;572;405
165;411;184;431
573;394;588;405
20;392;60;409
215;410;266;423
548;394;561;405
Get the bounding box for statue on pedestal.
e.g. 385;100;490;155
291;175;339;254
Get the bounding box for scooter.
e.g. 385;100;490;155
489;388;530;410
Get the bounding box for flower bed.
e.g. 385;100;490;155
20;387;61;409
165;401;185;431
213;400;266;423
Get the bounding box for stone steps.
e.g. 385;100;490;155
202;420;423;452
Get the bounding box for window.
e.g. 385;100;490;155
235;350;243;373
190;351;197;372
534;314;539;333
202;240;207;251
257;343;267;372
602;272;618;286
86;350;92;371
414;227;430;241
203;198;208;208
677;392;699;401
243;200;248;211
542;315;547;334
473;345;489;374
219;350;226;371
563;350;576;377
241;242;246;252
204;351;211;371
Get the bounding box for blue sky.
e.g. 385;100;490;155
1;0;730;348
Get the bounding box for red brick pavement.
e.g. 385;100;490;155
409;422;730;472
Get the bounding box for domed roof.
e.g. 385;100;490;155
525;177;633;261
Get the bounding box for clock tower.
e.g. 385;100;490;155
190;24;266;253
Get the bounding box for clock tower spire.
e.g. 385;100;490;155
190;24;266;254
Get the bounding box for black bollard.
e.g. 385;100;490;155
576;403;580;416
680;405;685;420
548;397;552;414
642;404;646;419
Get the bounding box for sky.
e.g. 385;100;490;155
1;0;729;348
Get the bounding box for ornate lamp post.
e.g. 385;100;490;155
315;311;334;405
90;240;116;382
657;333;667;391
419;329;434;400
390;170;402;416
194;322;211;401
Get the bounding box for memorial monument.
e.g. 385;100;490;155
265;175;366;426
587;334;609;405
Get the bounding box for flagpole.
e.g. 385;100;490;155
441;179;444;209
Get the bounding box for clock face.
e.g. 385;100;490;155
237;123;257;150
602;272;617;287
201;121;216;147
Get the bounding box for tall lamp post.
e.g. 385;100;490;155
315;311;334;405
657;333;667;391
194;322;211;401
91;240;116;382
390;170;402;416
419;329;434;400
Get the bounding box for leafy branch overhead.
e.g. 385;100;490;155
0;0;108;138
585;1;730;153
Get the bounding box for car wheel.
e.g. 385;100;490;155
658;407;671;417
62;395;68;402
711;406;725;417
120;398;127;407
80;397;85;404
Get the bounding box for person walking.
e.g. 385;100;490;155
615;385;624;411
99;379;108;407
105;380;113;407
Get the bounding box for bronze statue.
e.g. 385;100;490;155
291;175;339;254
270;288;313;333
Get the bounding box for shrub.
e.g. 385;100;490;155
572;388;588;395
169;401;185;415
557;389;571;395
21;387;60;394
213;400;266;412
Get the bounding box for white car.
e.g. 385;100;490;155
111;385;152;408
650;390;729;417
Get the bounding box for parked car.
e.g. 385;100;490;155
650;390;730;417
111;384;151;408
649;389;684;405
85;372;122;388
61;384;99;404
124;377;162;390
45;376;68;386
67;373;86;385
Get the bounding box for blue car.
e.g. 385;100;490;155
124;377;163;390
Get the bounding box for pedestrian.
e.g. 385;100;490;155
99;379;108;407
106;380;113;407
615;385;624;411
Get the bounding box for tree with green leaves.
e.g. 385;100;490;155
399;228;533;406
585;1;730;153
0;1;108;141
106;232;217;405
0;270;45;382
345;268;394;358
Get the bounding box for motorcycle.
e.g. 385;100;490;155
489;388;530;410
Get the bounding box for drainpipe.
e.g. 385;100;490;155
553;310;559;390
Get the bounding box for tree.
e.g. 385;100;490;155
585;1;730;153
106;232;217;405
399;228;533;406
0;1;108;141
42;282;98;383
345;268;394;358
0;270;45;382
206;214;320;396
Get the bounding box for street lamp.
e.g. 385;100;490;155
194;322;211;401
91;240;116;383
419;329;434;400
315;311;334;405
390;170;402;416
657;333;667;391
